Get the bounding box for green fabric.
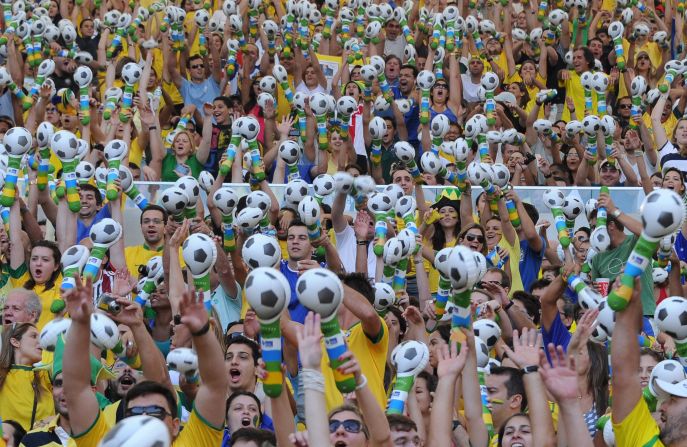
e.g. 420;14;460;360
379;145;401;184
8;263;27;279
590;234;655;315
161;153;205;182
44;335;115;384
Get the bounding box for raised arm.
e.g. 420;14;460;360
651;93;670;149
342;283;382;339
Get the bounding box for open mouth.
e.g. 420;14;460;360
34;268;43;278
241;417;251;427
334;442;348;447
511;443;524;447
119;375;136;387
230;368;241;383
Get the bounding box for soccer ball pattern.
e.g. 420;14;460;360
395;195;416;217
391;340;429;375
473;318;501;349
654;296;687;341
90;218;122;245
235;207;264;232
3;127;32;155
373;282;395;312
296;268;344;318
474;336;490;368
336;96;358;117
212;187;239;215
434;247;454;277
298;196;321;226
313;174;335;197
246;190;272;213
430;114;450;138
420;152;441;175
640;189;685;238
39;318;72;352
649;359;687;398
104;139;128;160
369;117;387;139
245;267;289;322
590;226;611;253
99;415;170;447
394;141;416;163
285;179;309;206
51;130;79;160
175;176;201;206
74;66;93;88
242;234;281;270
562;194;584;220
76;161;95;182
236;116;260;140
310;92;329;116
278;140;301;165
333;172;354;194
167;347;198;377
36;122;54;148
367;191;392;214
182;233;217;276
596;300;616;337
90;313;120;350
542;188;565;208
160;186;189;215
416;70;436;90
383;238;404;266
490;163;511;188
121;62;142;85
397;228;417;257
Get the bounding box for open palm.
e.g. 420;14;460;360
539;344;580;402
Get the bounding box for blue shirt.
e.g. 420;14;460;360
519;237;546;292
279;260;326;324
675;231;687;263
76;206;111;243
541;313;571;359
180;77;221;115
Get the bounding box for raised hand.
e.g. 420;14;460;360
179;289;210;334
111;297;144;328
436;332;469;379
504;327;542;369
297;312;323;370
62;275;94;324
539;344;580;402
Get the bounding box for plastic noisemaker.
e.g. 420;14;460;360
582;115;600;165
660;60;684;94
481;72;499;126
600;116;616;165
194;10;210;56
310;92;331;151
581;71;593;116
118;166;148;210
174;176;201;219
245;267;289;397
608;22;626;71
368;192;393;256
468;162;498;214
393;142;423;183
0;127;32;207
120;62;142;123
369;117;386;166
387;341;430;414
433;247;455;318
608;189;684;311
629;76;647;130
104;140;128;201
182;234;218;309
35;122;54;191
298;196;323;244
448;247;485;352
159;186;189;223
566;272;602;310
273;64;293;105
657;233;675;268
60;244;90;292
73;66;93;125
417;70;435;125
241;117;265;182
592;73;609;116
134;256;164;318
28;59;56;98
543;188;570;250
296;268;356;393
167;348;199;384
107;13;131;58
219;118;243;176
82;219;122;280
103;87;122;121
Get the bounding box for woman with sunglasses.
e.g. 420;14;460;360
0;323;53;431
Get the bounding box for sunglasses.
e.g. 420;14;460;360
465;234;485;244
618;103;631;109
191;64;204;69
433;84;448;90
329;419;362;434
125;405;171;420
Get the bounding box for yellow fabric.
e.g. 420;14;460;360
498;234;523;295
9;270;63;331
20;415;77;447
643;111;677;150
560;71;598;122
505;72;546;117
322;319;389;411
276;75;296;120
0;367;54;431
428;239;456;293
124;246;185;278
612;397;663;447
394;213;431;277
622;39;662;72
128;138;143;168
74;407;223;447
102;400;120;427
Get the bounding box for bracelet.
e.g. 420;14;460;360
301;368;325;393
357;240;367;246
355;374;368;390
504;301;514;311
190;321;210;337
148;126;157;131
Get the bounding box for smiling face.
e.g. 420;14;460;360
674;119;687;146
78;189;100;219
227;394;260;434
29;246;59;285
662;169;685;194
501;414;532;447
141;209;165;246
460;228;485;252
659;395;687;444
385;20;401;40
304;66;318;87
599;162;620;186
485;218;502;249
639;354;659;389
213;99;231;125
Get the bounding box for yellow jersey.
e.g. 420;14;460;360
0;366;55;431
561;71;598;122
9;265;63;331
321;319;389;411
613;397;663;446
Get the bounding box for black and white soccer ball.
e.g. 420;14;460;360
565;120;583;137
580;71;594;91
373;282;395;313
591;71;609;93
98;415;170;447
599;115;616;137
590;226;611;253
562;194;584;220
403;44;417;62
37;59;56;78
630;75;648;96
354;175;376;196
194;8;210;28
608;20;624;39
467;161;489;185
391;340;430;375
174;176;200;207
473;318;501;349
285;179;309;206
373;95;390;112
160;186;189;216
649;359;687;399
394;141;416;163
246;190;272;214
367;191;393;214
146;256;164;280
244;267;289;322
90;313;120;350
463;116;481;138
446;246;474;290
473;252;488;283
278;140;301;165
292;91;307;112
272;64;288;83
434;247;454;278
640;189;685;239
196;171;214;193
62;244;90;269
490;163;511;188
369;116;387;140
257;92;275;109
104;139;128;160
397;228;416;257
430;114;450;138
533;119;552;134
383;237;404;266
236;116;260;140
90;218;122;246
76;161;95;183
242;234;282;270
121;62;142;85
73;66;93;88
298;196;321;226
167;347;198;377
453;139;470;162
333;171;354;194
309;92;329;116
383;184;404;208
395;98;411;114
51;129;79;160
313;174;335;197
653;267;669;284
296;268;344;318
420;152;442;175
39;318;72;352
416;70;436;90
212;187;239;216
336;96;358;117
542;188;565;209
395;195;416;218
596;300;616;338
36;121;54;148
2;127;32;156
584;198;598;221
654;296;687;342
474;336;490;368
257;76;277;95
480;71;499;91
182;233;218;276
369;55;385;75
235;207;264;232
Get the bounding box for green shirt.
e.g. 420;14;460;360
590;234;655;315
161;153;204;182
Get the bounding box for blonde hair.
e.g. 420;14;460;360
172;130;197;154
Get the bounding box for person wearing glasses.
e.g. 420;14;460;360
62;279;228;446
124;205;169;277
0;323;53;432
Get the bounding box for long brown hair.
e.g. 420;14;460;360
24;240;61;291
0;324;42;402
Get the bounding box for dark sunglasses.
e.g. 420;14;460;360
125;405;171;420
329;419;362;434
465;234;485;243
191;64;204;69
618;104;631;109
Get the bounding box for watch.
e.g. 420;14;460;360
611;209;622;218
522;365;539;374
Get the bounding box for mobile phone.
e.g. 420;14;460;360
174;164;190;176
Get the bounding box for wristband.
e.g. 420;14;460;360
302;368;325;393
191;321;210;337
504;301;514;311
357;240;368;246
355;374;368;390
612;209;622;218
148;126;157;131
522;365;539;374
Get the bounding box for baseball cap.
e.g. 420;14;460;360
655;378;687;399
